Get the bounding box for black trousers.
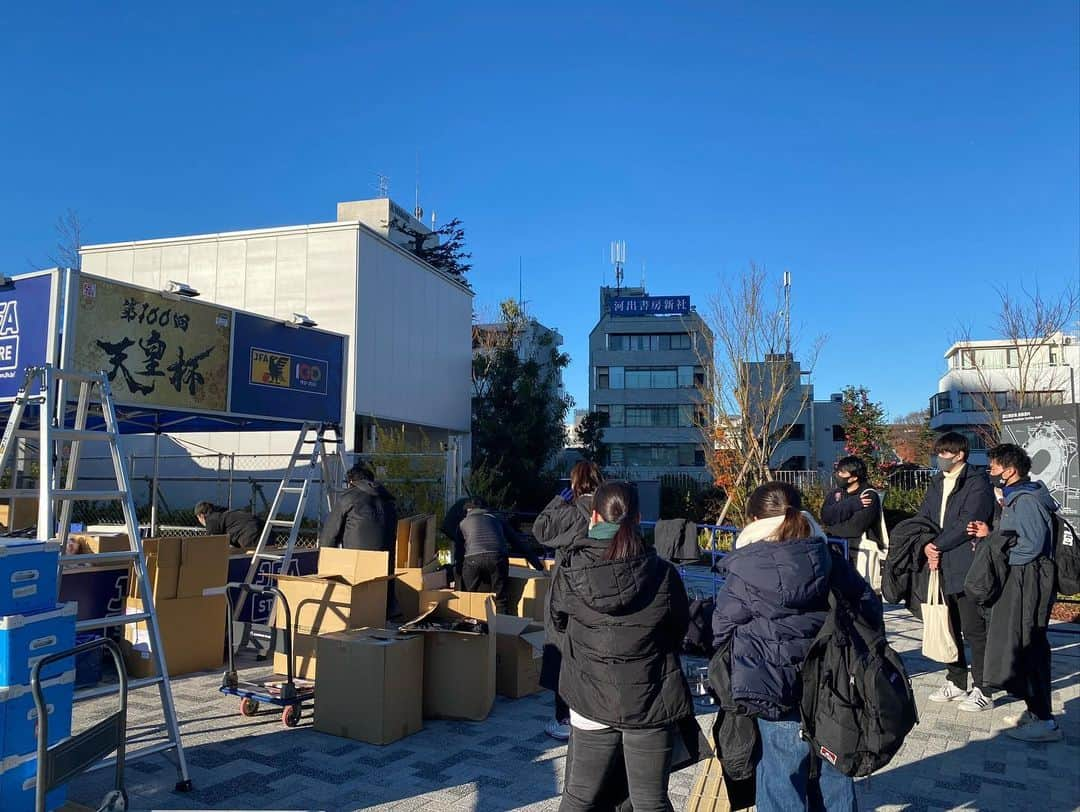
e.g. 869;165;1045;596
560;725;674;812
1022;625;1054;720
461;553;511;614
945;591;988;691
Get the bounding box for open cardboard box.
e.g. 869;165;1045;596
505;564;551;621
400;589;496;721
494;614;547;698
314;628;424;745
395;514;438;570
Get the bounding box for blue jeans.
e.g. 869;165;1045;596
756;720;856;812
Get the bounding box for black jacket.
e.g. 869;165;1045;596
711;536;874;721
707;639;761;784
203;507;261;549
963;530;1014;608
319;481;397;553
916;465;996;595
821;487;883;548
983;555;1056;694
653;518;700;564
550;534;693;728
533;493;594;550
883;515;937;619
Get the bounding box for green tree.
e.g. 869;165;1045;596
387;215;472;282
840;385;892;485
575;412;607;463
471;300;572;510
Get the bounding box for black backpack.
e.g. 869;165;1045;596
799;586;917;778
1052;511;1080;596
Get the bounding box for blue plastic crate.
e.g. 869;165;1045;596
0;670;74;760
0;603;77;688
0;750;67;812
0;541;61;617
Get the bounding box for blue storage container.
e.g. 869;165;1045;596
0;750;67;812
0;603;78;687
0;670;75;760
0;541;61;616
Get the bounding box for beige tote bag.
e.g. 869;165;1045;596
922;569;958;663
853;489;889;591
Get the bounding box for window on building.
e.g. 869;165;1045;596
606;333;693;352
960;392;976;411
786;423;806;440
694;366;706;387
610;366;624;389
1006;348;1018;368
677;366;693;388
593;405;610;426
611;404;624;426
961;350;976;369
1049;345;1060;366
694;449;706;467
596;367;609;389
832;425;846;442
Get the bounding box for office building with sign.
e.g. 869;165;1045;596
588;286;712;480
78;199;473;472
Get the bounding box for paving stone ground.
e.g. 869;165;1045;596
67;606;1079;811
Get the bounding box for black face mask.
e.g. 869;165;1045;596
836;475;853;489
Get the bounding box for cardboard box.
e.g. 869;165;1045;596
505;565;551;621
394;515;422;569
129;536;229;601
394;564;450;622
122;595;226;677
273;628;319;680
494;615;546;698
509;557;555;572
401;590;496;721
314;629;423;745
274;549;390;635
0;497;37;531
69;533;130;556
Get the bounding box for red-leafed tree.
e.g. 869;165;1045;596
840;385;893;486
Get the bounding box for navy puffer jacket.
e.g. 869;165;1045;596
712;535;870;720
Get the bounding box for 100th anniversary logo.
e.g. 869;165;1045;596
250;347;328;395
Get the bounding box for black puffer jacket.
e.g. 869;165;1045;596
550;534;693;728
319;481;397;553
203;507;261;549
533;493;594;550
711;535;873;720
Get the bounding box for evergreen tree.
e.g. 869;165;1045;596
840;385;892;485
575;412;607;464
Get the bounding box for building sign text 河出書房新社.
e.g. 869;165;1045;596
71;278;231;411
609;296;691;317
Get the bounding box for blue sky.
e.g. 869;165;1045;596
2;2;1077;420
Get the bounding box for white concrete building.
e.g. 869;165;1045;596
929;332;1079;465
79;198;474;459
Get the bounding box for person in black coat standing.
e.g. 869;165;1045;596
551;481;693;812
918;432;996;712
712;481;876;812
195;502;261;549
319;464;398;555
820;455;884;557
533;461;603;741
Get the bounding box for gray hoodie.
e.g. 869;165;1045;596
1000;479;1059;565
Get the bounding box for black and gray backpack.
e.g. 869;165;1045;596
799;584;917;777
1051;511;1080;596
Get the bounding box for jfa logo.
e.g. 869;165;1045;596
0;301;20;373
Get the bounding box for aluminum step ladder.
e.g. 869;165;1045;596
0;364;192;793
232;422;349;656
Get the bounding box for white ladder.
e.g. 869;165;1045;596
0;364;192;791
232;422;349;653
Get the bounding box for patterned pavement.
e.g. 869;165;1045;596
66;606;1079;811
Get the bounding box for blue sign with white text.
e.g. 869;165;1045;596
0;273;55;401
229;312;346;424
609;295;691;317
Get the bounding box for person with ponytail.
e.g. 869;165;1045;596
534;461;604;741
550;481;693;812
712;481;879;811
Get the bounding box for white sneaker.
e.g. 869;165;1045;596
958;687;993;712
929;682;968;702
1002;709;1036;728
545;719;571;741
1005;718;1063;743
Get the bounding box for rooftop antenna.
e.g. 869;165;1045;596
376;173;390;198
430;210;437;230
641;260;646;290
783;270;792;356
414;152;423;220
610;240;626;294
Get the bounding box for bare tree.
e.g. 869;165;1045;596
695;263;824;524
50;209;84;270
959;283;1078;444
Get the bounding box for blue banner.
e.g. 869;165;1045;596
609;295;691;317
229;312;346;424
0;273;55;401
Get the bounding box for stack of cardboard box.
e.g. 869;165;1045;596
393;515;450;620
272;548;391;679
122;536;230;678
